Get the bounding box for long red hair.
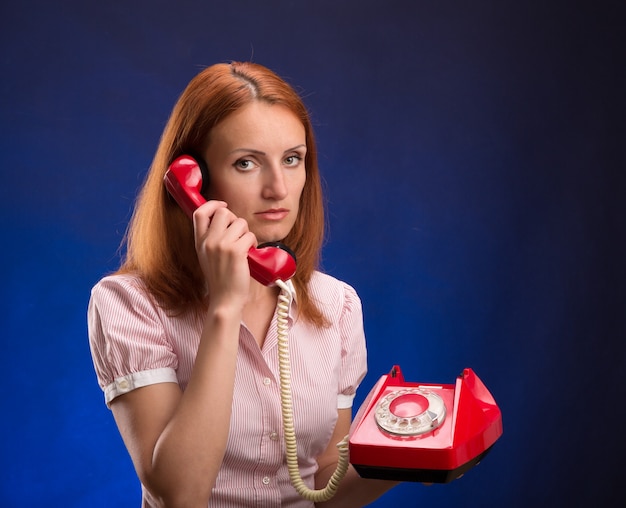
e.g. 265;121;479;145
117;62;328;326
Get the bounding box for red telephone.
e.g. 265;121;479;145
164;154;297;286
349;366;503;483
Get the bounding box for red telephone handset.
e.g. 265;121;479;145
164;155;297;286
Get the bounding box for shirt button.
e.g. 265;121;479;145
117;379;129;390
262;377;271;386
262;476;271;485
269;432;279;441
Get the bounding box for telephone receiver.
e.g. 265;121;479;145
349;365;503;483
164;155;297;286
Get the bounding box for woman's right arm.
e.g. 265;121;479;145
111;303;241;507
110;201;256;507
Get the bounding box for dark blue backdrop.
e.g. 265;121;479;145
1;1;624;506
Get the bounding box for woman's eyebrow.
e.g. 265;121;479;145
284;144;306;153
229;148;266;156
228;144;306;156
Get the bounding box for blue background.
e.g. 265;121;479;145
1;1;624;506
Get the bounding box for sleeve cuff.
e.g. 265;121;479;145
337;393;356;409
104;367;178;406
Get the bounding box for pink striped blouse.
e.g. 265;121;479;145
88;271;367;507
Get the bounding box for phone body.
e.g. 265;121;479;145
349;366;503;483
163;154;297;286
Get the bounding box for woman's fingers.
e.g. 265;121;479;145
191;201;258;297
192;200;228;234
194;203;255;253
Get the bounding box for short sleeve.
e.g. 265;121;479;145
87;275;179;406
337;283;368;409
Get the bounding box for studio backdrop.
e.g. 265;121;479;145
1;1;624;507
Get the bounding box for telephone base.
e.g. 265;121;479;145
352;445;494;484
349;366;503;483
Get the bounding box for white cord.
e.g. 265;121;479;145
275;279;350;502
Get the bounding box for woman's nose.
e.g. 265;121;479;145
262;165;288;199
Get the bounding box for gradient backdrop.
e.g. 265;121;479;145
1;1;624;506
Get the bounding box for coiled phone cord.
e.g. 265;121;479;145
275;279;351;502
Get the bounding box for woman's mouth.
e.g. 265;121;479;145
256;208;289;221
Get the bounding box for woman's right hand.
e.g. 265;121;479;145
192;200;257;308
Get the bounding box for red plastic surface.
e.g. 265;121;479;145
248;246;296;286
349;366;502;479
164;155;205;219
164;155;296;286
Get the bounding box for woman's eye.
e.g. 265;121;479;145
234;159;256;171
284;155;303;167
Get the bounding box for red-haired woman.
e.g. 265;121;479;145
88;62;397;507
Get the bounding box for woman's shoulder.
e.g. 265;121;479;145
308;270;361;307
93;272;145;291
90;272;152;304
309;270;351;288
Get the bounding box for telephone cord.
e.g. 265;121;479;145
275;279;351;502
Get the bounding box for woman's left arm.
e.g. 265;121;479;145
314;408;399;508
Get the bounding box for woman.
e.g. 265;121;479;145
88;62;397;507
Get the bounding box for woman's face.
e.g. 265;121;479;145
203;101;307;244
